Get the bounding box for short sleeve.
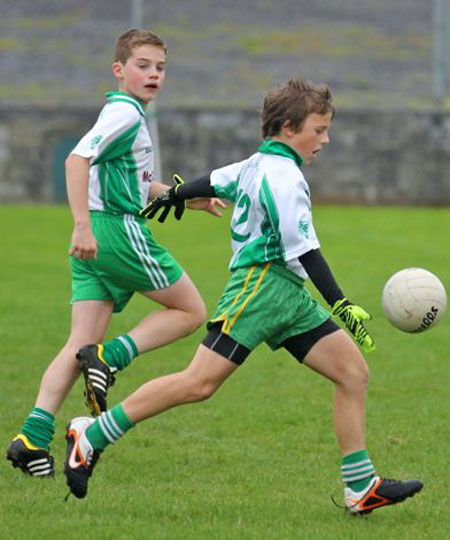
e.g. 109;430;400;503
71;102;141;164
210;160;247;203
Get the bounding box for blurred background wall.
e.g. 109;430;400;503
1;0;449;204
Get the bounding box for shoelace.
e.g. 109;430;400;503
330;478;380;513
330;494;360;512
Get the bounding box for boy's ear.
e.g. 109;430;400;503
112;62;124;79
281;120;296;138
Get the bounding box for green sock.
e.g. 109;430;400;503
102;335;139;371
20;408;55;450
341;449;375;492
86;404;134;451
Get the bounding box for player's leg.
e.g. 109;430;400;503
65;331;249;498
284;323;423;514
78;272;206;415
94;271;206;369
122;343;238;422
36;300;114;413
131;271;207;350
77;216;207;414
302;328;369;456
7;300;114;476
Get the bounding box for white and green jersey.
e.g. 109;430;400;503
71;92;153;216
210;139;320;280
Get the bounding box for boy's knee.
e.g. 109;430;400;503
182;373;219;402
198;300;207;323
354;360;370;390
339;352;370;390
188;300;207;330
193;382;217;402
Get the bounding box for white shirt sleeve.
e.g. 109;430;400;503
210;159;247;203
71;102;141;163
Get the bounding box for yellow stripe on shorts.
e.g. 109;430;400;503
214;265;256;326
223;263;272;334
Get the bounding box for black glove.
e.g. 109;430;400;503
140;174;185;223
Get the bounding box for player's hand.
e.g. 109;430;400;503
332;298;376;353
69;224;97;259
186;197;227;217
140;174;185;222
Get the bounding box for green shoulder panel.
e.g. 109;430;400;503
92;120;141;165
105;91;146;117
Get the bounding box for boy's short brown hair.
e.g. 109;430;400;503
261;78;335;139
115;29;166;64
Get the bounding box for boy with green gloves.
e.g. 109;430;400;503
64;78;422;514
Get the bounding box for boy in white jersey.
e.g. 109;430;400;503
63;79;423;514
7;29;224;477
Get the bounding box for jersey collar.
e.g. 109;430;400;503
105;91;146;117
258;138;304;168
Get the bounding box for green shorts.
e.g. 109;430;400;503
71;212;183;313
207;263;331;351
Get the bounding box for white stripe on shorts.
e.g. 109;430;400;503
124;215;162;288
127;215;170;288
123;215;169;289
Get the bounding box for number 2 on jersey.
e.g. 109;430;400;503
231;190;251;242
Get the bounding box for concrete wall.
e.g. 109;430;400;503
1;105;450;205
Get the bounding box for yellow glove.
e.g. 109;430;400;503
332;298;376;353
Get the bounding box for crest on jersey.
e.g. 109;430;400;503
298;220;310;238
90;135;103;150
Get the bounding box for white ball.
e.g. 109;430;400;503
382;268;447;333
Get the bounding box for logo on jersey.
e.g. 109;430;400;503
143;170;153;183
298;220;310;238
90;135;103;150
145;147;152;154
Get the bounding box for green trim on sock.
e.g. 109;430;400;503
342;449;369;465
86;404;134;451
122;334;139;357
103;335;138;371
85;418;110;450
112;403;135;431
33;407;55;421
20;408;55;450
341;449;375;492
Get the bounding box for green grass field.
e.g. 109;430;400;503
0;205;449;540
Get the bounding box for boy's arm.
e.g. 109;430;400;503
143;176;225;221
66;154;98;259
148;180;171;199
298;249;344;306
149;176;216;199
176;176;217;199
299;249;375;352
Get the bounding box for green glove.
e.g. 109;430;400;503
140;174;185;223
332;298;376;353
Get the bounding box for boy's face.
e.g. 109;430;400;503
112;44;166;104
282;112;332;164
